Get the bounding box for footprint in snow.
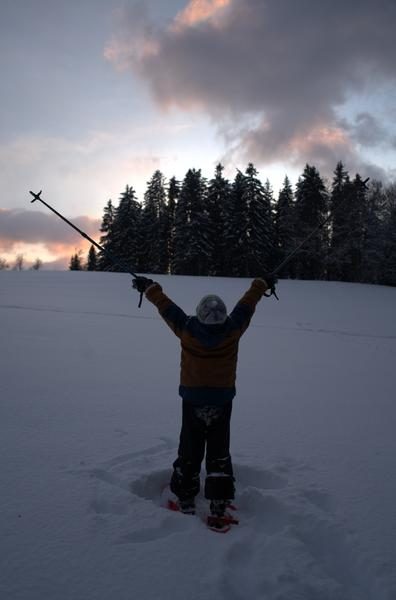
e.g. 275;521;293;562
83;443;373;598
218;477;372;600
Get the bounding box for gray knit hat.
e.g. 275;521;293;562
196;295;227;325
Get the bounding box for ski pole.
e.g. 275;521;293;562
264;177;370;299
29;190;145;307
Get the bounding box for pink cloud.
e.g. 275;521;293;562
105;0;396;178
0;208;100;267
172;0;231;30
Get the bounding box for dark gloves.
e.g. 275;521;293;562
262;273;279;300
132;276;154;293
263;273;277;289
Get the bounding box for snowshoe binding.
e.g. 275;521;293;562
207;500;239;533
167;497;196;515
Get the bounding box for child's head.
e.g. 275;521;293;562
196;295;227;325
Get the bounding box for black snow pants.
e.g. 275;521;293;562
170;400;235;502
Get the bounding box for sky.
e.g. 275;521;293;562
1;0;396;268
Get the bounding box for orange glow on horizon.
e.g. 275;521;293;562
0;239;93;269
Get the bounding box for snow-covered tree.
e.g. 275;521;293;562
86;245;98;271
172;169;210;275
224;170;250;277
166;176;180;272
339;175;368;283
294;164;328;280
273;176;296;278
89;161;396;286
327;162;350;281
207;163;231;276
381;184;396;286
263;178;276;271
243;163;273;276
362;181;387;284
141;170;168;273
98;199;115;271
111;186;142;273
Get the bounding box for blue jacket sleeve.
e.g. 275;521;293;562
145;283;188;338
229;279;268;335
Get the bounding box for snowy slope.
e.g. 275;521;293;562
1;271;395;600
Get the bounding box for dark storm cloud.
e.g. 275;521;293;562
108;0;396;174
0;209;100;250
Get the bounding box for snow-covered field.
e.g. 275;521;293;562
1;271;396;600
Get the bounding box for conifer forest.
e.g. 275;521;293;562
72;162;396;287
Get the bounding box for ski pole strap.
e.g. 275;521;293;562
261;273;279;300
264;285;279;300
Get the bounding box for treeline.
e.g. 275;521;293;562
71;162;396;287
0;255;43;271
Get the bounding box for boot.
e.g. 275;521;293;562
209;499;227;517
179;498;196;515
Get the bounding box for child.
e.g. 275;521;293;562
132;276;274;519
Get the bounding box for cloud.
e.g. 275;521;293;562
0;209;99;246
172;0;231;30
0;130;166;218
345;112;389;147
106;0;396;177
0;208;100;264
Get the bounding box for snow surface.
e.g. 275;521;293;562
1;271;396;600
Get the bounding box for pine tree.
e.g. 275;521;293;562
362;181;386;284
340;175;368;283
263;178;276;271
172;169;210;275
13;254;24;271
141;170;168;273
69;252;83;271
207;163;231;276
225;171;249;277
327;162;350;281
380;184;396;286
0;257;9;270
87;160;396;286
31;258;43;271
87;245;98;271
243;163;273;276
273;176;296;278
98;199;115;271
294;164;328;280
167;177;179;222
167;176;180;273
111;185;142;273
